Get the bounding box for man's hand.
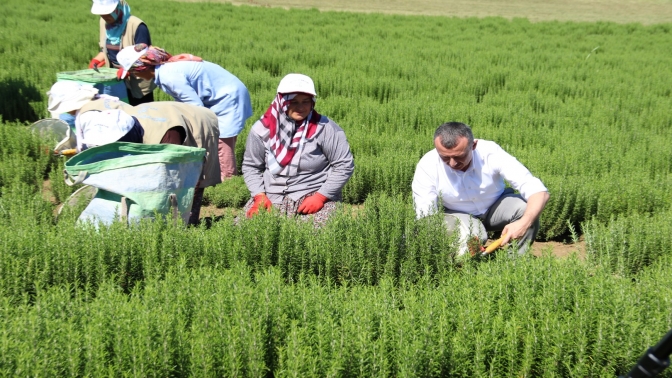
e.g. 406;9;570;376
501;219;532;245
246;193;272;218
297;193;328;214
501;191;550;245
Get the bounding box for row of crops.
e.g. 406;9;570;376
2;0;672;375
3;258;672;377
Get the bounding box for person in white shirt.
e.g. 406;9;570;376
412;122;550;256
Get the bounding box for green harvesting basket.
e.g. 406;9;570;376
57;68;129;104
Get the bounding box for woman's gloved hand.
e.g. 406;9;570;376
116;67;126;80
297;193;328;214
89;58;105;69
246;193;272;218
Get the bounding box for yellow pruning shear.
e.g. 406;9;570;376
55;149;77;157
483;233;507;255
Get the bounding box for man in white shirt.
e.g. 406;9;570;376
412;122;550;255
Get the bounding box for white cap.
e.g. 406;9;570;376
277;73;317;97
47;81;99;114
80;109;135;148
117;44;148;79
91;0;119;15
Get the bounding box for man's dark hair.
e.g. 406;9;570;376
433;122;474;149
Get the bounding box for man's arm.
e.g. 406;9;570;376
411;154;440;218
487;142;549;245
501;191;550;245
133;23;151;45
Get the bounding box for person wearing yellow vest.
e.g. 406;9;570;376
88;0;156;105
47;81;220;225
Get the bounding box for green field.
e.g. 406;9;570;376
2;0;672;376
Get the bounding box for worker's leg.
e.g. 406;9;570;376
482;188;539;255
188;187;205;225
443;212;488;256
218;136;238;181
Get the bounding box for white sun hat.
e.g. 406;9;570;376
47;81;99;116
117;44;149;79
91;0;120;15
277;73;317;97
80;109;135;148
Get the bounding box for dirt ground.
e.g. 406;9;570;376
529;238;585;259
178;0;672;24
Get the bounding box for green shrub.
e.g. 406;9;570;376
203;175;250;208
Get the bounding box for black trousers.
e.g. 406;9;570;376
127;89;154;106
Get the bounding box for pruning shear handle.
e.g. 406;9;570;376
483;233;507;255
55;149;77;157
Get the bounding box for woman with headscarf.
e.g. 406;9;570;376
88;0;155;105
46;81;221;225
117;44;254;182
241;73;354;226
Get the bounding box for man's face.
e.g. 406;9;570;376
434;136;477;172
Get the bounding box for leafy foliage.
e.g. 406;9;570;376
203;175;250;208
1;258;672;377
1;0;672;375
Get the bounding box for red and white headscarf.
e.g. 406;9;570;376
260;93;321;176
128;44;203;73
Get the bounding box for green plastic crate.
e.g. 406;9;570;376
57;68;129;104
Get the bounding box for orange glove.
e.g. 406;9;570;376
89;58;105;69
246;193;272;218
116;67;126;80
297;193;328;215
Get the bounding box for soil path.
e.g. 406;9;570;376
178;0;672;24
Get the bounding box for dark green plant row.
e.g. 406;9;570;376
2;256;672;377
0;121;53;192
0;121;77;206
0;190;455;302
4;181;672;304
584;209;672;277
540;173;672;239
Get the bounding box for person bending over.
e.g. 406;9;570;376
47;81;220;225
117;44;253;182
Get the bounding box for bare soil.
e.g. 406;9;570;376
529;238;586;259
178;0;672;24
41;180;57;204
